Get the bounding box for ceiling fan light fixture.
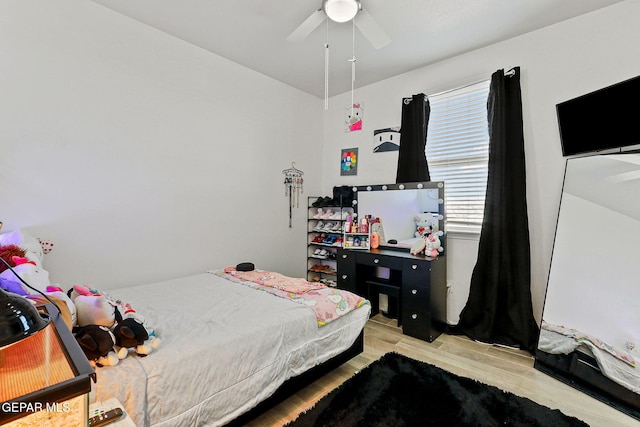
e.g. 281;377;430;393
323;0;359;23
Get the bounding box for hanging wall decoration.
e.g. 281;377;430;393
283;162;304;228
373;126;401;152
340;148;358;176
345;103;363;132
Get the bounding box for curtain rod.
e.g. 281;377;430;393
426;68;517;99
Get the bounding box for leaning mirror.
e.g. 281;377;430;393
535;153;640;420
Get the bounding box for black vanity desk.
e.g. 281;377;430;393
337;247;447;342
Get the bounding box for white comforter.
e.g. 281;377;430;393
90;272;370;427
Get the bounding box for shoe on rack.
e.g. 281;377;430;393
330;211;342;220
321;209;333;219
331;222;342;232
313;208;324;219
312;197;324;207
313;248;323;256
319;196;333;207
323;222;335;231
314;221;325;231
319;249;328;258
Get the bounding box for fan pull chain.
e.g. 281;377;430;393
325;19;330;110
349;19;356;118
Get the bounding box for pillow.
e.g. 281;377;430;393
236;262;255;272
0;229;45;265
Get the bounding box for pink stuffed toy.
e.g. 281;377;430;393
70;285;118;328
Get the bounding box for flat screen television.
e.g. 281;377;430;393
557;75;640;157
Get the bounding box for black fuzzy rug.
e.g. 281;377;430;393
286;352;589;427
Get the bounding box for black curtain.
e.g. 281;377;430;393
457;67;540;354
396;93;430;183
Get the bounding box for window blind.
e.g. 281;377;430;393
426;80;490;233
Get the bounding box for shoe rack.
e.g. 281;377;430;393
307;195;354;287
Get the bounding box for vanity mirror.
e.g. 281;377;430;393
535;153;640;419
352;181;445;251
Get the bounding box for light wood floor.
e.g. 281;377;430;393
246;315;640;427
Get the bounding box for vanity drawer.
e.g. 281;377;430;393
355;252;402;270
402;284;430;311
402;310;435;342
337;249;357;293
402;259;431;288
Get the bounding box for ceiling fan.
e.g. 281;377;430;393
287;0;391;49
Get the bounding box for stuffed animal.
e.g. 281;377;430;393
0;244;26;273
70;285;160;360
70;285;118;328
410;233;444;258
113;307;160;358
413;213;436;238
0;230;54;295
0;255;51;294
73;324;121;367
0;246;75;328
424;233;444;258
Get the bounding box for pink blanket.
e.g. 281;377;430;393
223;267;325;294
216;268;369;326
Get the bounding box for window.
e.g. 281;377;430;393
426;80;490;234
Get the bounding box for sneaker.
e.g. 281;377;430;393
330;211;342;220
321;209;333;219
314;221;325;231
313;208;324;219
319;196;333;207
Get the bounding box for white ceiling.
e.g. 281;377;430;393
89;0;622;98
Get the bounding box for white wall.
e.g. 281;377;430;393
321;0;640;323
0;0;323;289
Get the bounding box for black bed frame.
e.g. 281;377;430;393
225;331;364;426
534;349;640;421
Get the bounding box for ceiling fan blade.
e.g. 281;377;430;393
287;9;326;43
354;8;390;49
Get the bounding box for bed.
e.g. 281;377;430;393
89;269;371;427
535;322;640;420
